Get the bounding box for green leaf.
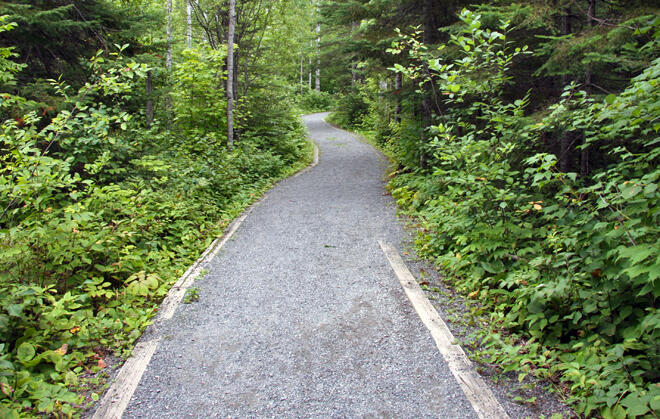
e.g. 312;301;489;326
650;395;660;411
0;406;19;419
612;404;626;419
7;304;22;317
621;393;650;417
16;342;35;362
617;245;656;265
0;359;14;371
0;314;8;332
605;94;617;104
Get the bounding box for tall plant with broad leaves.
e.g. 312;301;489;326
387;9;659;417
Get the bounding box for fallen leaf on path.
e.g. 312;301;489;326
97;359;107;369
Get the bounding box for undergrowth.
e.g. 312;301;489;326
0;20;312;417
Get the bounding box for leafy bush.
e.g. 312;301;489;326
326;89;369;128
170;46;228;140
381;10;659;417
296;89;335;113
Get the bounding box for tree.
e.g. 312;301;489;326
0;0;145;85
227;0;236;149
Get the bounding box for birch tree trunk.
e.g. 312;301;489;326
226;0;236;149
187;1;193;49
202;12;208;43
315;21;321;91
309;40;313;89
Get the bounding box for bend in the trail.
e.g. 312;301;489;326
119;113;489;417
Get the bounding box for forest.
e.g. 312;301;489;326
0;0;658;417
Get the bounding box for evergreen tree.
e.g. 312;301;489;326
0;1;143;83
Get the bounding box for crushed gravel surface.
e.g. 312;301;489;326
122;113;565;418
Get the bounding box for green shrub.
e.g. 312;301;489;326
296;89;335;113
327;89;369;128
384;10;660;417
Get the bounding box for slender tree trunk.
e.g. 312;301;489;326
166;0;173;69
581;0;595;176
187;1;193;49
202;12;208;43
580;134;589;177
559;5;572;172
309;40;313;89
233;49;239;101
560;7;571;87
315;21;321;92
395;72;402;123
419;0;434;170
351;22;358;87
350;63;357;87
146;70;153;128
585;0;596;88
226;0;236;149
300;54;304;95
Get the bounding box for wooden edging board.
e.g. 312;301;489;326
378;240;510;419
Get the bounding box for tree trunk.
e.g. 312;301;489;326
315;21;321;92
166;0;173;69
580;134;589;177
560;7;571;87
394;72;402;123
233;49;239;101
419;0;434;170
202;12;208;43
145;70;153;129
585;0;595;88
309;39;313;89
351;22;358;87
581;0;595;176
187;1;193;49
350;63;357;87
227;0;236;149
559;5;572;172
300;54;304;95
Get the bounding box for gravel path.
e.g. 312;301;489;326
123;113;478;418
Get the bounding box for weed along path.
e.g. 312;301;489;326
95;113;509;418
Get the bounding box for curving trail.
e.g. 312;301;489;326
118;113;481;418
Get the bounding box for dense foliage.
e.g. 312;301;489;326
324;1;659;417
0;0;315;415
